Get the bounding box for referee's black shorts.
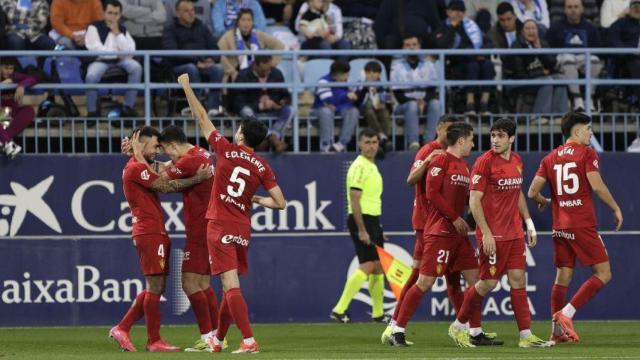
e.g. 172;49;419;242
347;214;384;264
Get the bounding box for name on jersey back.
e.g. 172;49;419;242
225;150;265;173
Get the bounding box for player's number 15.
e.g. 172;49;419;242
553;162;579;196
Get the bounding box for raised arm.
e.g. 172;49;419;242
586;171;623;231
177;74;216;139
252;186;287;210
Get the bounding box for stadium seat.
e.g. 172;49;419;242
52;56;84;96
276;59;300;92
348;58;387;83
303;59;333;87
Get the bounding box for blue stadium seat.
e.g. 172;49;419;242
276;59;300;91
303;59;333;88
348;58;387;83
51;56;84;95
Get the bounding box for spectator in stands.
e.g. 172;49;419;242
312;60;359;152
488;2;523;49
464;0;499;33
432;0;494;116
503;18;569;117
120;0;166;50
390;34;441;149
609;0;640;106
549;0;600;25
163;0;224;116
218;8;285;82
165;0;213;33
297;0;351;58
212;0;267;39
231;55;292;152
0;57;37;158
355;60;391;156
601;0;631;28
50;0;103;49
510;0;550;29
373;0;440;51
2;0;56;53
260;0;294;23
84;0;141;118
546;0;602;111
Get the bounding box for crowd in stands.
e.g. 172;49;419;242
1;0;640;155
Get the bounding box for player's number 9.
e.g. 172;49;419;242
228;166;251;197
553;162;579;196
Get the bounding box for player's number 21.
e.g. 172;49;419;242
228;166;250;197
553;162;579;196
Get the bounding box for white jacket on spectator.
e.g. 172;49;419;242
600;0;630;28
510;0;550;28
85;22;136;60
390;57;438;101
295;2;343;39
121;0;167;38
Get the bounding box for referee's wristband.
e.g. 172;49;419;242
525;218;536;237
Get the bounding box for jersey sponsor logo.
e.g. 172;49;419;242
472;175;482;184
553;229;576;240
171;167;183;176
219;193;246;211
430;167;442;177
558;147;575;156
0;176;62;237
593;160;599;169
450;174;470;185
140;170;150;181
221;234;249;246
496;177;523;190
224;151;266;173
559;199;583;208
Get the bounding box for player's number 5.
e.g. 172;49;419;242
553;162;579;196
228;166;250;197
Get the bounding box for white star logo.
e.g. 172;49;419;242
0;176;62;237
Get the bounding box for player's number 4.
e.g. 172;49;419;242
228;166;250;198
553;162;579;195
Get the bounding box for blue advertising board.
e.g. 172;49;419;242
0;152;639;326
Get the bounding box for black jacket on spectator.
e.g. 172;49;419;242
608;16;640;49
487;19;523;49
162;18;218;65
230;66;290;114
503;36;556;79
335;0;380;19
546;17;601;48
0;7;6;50
373;0;440;46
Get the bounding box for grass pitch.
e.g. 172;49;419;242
1;321;639;359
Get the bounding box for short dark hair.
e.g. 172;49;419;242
175;0;193;10
254;55;272;65
446;122;474;146
240;117;268;148
132;126;161;140
104;0;122;11
490;118;516;137
330;60;350;75
359;127;379;140
0;57;18;67
438;114;460;125
236;8;254;25
364;61;382;73
402;33;422;44
561;111;591;139
496;2;515;16
160;125;187;144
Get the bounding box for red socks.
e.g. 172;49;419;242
396;284;425;328
510;288;531;331
188;291;212;335
216;295;233;340
118;290;147;331
204;287;219;330
144;292;162;343
457;286;484;324
551;284;568;315
226;288;254;339
392;268;419;321
569;276;605;310
445;271;464;315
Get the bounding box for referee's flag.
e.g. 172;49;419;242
375;246;412;299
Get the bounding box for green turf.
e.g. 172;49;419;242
0;321;639;359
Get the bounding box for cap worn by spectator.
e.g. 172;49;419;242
448;0;466;12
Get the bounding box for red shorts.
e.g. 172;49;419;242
413;231;424;260
420;234;478;277
553;227;609;267
182;236;210;275
133;234;170;276
207;220;250;276
478;238;526;280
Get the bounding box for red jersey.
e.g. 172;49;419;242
206;131;278;225
165;146;214;240
122;158;166;237
471;150;524;242
411;140;444;231
535;142;599;229
424;152;470;237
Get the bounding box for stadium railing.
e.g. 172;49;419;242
1;48;639;154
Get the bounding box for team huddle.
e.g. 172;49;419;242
109;74;285;353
